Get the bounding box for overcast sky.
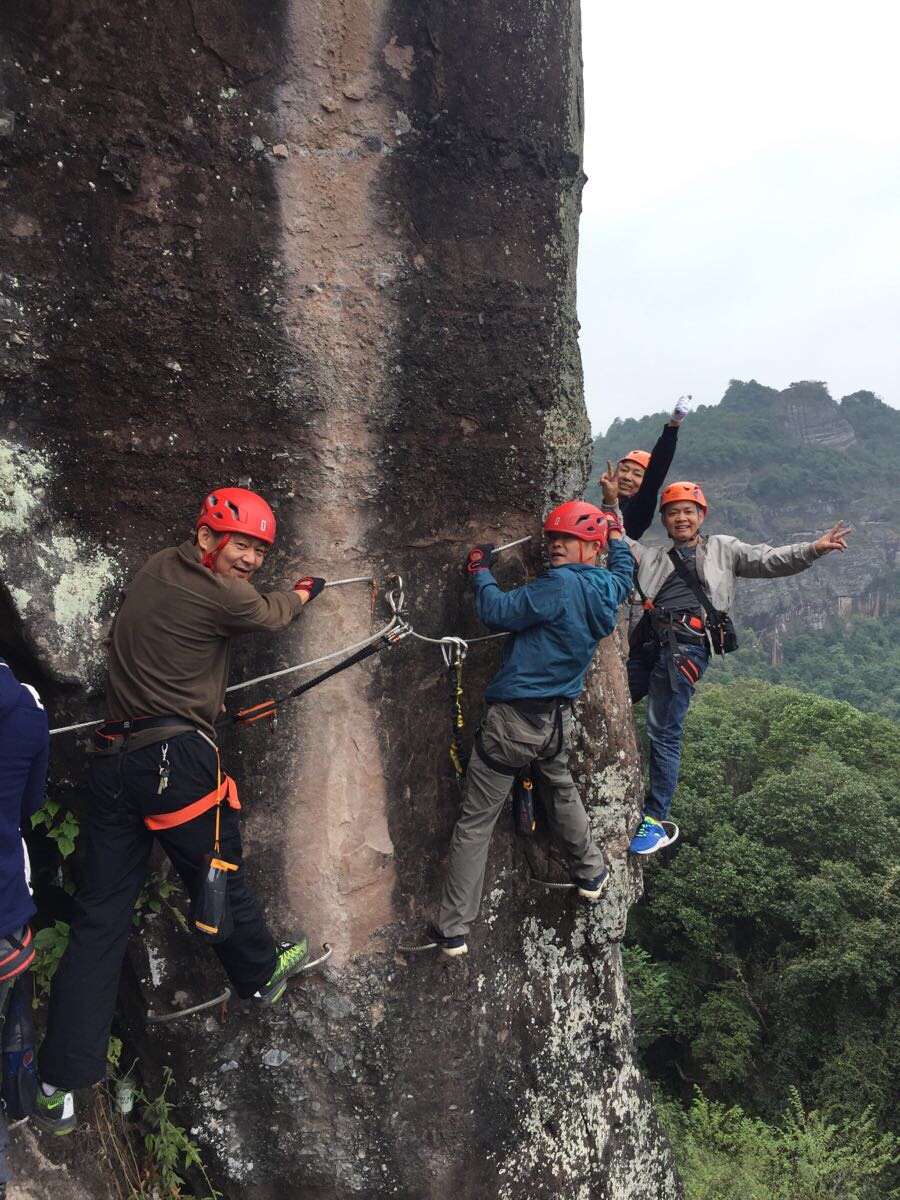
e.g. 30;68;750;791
578;0;900;435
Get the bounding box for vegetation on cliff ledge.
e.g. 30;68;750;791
626;680;900;1198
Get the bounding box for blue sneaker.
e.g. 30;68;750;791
628;816;672;856
572;866;610;901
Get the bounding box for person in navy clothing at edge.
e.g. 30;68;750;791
0;651;50;1195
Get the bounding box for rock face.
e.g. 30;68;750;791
1;3;679;1198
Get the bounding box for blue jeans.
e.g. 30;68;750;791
627;639;709;821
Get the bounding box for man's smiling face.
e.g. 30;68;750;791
197;526;268;580
661;500;704;545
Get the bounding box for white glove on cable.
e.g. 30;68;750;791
670;394;692;424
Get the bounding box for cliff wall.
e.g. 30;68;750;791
1;3;679;1197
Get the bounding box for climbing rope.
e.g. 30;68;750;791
47;547;531;738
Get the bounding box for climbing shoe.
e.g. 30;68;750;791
572;866;610;901
253;937;310;1006
426;924;468;958
33;1083;76;1135
628;815;671;856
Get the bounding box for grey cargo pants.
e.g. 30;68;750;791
438;701;606;938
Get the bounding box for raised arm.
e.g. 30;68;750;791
730;521;853;578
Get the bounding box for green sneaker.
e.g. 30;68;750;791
253;937;310;1006
33;1084;76;1135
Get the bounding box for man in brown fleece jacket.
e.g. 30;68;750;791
36;488;323;1133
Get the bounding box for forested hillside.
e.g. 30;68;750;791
589;380;899;718
589;380;899;540
626;682;900;1199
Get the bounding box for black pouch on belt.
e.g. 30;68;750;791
190;854;238;942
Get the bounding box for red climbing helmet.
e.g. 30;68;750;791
543;501;610;545
659;481;708;514
195;488;277;545
619;449;651;470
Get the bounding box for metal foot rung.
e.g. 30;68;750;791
396;941;439;954
145;944;333;1024
528;876;575;890
146;986;232;1025
298;943;333;972
661;821;680;846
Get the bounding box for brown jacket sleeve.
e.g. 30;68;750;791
213;580;304;635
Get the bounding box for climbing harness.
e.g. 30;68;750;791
144;944;333;1024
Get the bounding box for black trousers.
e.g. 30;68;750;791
38;733;278;1090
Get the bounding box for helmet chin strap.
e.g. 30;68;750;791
200;532;231;571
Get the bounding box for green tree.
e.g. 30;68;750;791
627;682;900;1142
662;1089;899;1200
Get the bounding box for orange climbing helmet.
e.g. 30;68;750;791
619;449;651;470
544;501;610;545
195;488;277;545
659;481;708;514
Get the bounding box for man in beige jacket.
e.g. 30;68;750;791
626;480;852;856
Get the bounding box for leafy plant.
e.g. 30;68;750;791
31;920;70;1001
138;1067;221;1200
31;797;80;858
133;871;188;931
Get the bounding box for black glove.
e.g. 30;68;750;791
294;576;326;602
604;514;624;537
465;544;496;574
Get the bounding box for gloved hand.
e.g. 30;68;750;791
670;395;692;425
465;544;496;574
294;576;326;602
604;513;624;539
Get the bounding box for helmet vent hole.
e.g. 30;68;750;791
225;500;240;519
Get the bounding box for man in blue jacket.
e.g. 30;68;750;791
0;652;50;1176
430;502;633;956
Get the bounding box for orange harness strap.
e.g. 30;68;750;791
144;775;240;832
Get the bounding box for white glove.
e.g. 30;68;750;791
671;394;692;424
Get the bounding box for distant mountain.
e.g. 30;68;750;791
588;380;899;714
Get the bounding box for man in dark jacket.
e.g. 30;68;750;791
35;488;326;1134
598;395;692;539
430;502;634;956
0;652;49;1191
